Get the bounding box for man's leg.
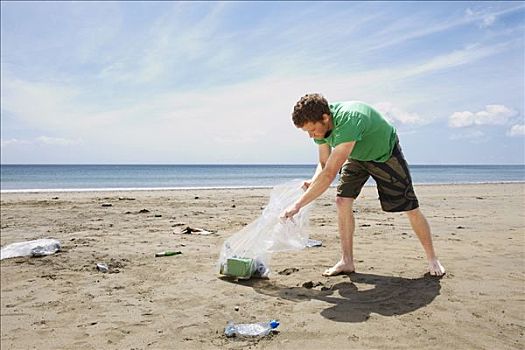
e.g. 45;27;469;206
323;196;356;276
365;139;445;276
406;208;446;276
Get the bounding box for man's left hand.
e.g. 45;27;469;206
281;202;301;220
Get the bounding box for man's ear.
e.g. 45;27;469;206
322;113;330;123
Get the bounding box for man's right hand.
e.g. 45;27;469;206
281;202;301;221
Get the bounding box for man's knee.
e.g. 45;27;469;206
335;196;354;210
405;207;421;219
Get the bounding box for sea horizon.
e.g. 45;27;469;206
1;163;524;193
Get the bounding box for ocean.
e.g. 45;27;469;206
1;164;524;192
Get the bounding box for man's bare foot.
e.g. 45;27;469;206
322;259;355;276
428;258;445;276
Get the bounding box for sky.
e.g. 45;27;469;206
1;1;524;165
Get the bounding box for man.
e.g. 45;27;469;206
281;93;445;277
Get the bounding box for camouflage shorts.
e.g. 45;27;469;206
337;140;419;212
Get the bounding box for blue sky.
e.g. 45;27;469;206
1;1;524;164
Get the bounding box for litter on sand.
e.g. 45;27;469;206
155;251;182;257
178;226;215;235
225;319;280;337
218;180;312;279
96;263;109;273
306;239;323;247
1;239;61;260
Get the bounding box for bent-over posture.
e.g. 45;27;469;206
281;93;445;277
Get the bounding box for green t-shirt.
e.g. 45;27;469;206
314;101;397;162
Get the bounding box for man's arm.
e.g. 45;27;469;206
306;144;331;187
282;141;355;219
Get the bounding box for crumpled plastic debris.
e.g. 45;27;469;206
1;239;61;260
178;226;215;235
218;180;312;279
306;239;322;247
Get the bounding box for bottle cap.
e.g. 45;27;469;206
269;320;279;329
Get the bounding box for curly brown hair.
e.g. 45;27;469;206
292;93;331;127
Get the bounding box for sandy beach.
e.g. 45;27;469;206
1;183;524;349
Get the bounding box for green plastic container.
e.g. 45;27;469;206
225;257;255;279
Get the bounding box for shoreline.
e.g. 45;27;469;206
2;180;524;194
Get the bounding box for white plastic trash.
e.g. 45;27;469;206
0;239;61;260
218;179;312;279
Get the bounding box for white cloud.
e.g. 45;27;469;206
449;130;485;140
36;136;82;146
0;76;132;133
1;138;32;147
373;102;425;125
465;7;507;29
449;111;475;128
95;3;517;89
1;136;81;148
404;42;512;78
1;37;517;139
448;105;518;128
330;41;514;98
96;2;231;84
1;77;81;130
0;3;522;163
507;124;525;137
367;4;524;51
1;43;517;162
481;14;496;28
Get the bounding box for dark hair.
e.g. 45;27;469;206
292;93;331;127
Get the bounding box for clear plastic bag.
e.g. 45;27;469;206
218;180;312;279
0;239;61;260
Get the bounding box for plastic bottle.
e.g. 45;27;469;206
224;320;279;337
252;258;270;278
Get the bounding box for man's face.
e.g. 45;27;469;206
300;114;331;139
